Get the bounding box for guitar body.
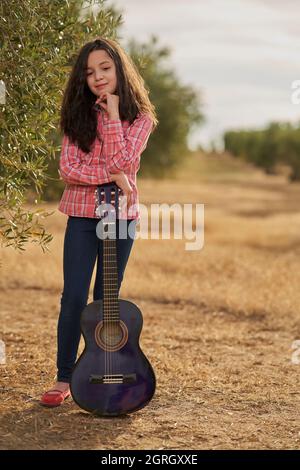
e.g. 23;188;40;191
70;298;156;416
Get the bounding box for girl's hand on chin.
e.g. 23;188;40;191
95;92;119;118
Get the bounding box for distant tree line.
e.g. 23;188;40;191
223;121;300;181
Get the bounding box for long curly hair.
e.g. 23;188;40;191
60;37;158;153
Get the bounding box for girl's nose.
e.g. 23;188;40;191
95;72;104;81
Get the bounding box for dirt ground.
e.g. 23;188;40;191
1;157;300;450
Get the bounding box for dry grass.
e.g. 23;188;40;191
1;152;300;449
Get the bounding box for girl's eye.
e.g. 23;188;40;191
87;68;110;76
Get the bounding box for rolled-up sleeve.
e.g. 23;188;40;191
101;113;153;173
59;134;111;185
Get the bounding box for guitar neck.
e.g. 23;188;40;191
103;236;120;321
96;182;121;322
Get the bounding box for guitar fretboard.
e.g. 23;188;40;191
96;183;121;323
103;236;120;321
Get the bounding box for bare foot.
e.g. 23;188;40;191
51;381;70;392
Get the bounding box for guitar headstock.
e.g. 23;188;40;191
95;183;121;238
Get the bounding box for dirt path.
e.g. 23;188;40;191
1;175;300;449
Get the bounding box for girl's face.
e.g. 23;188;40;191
86;49;117;97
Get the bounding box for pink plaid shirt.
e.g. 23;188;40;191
58;108;153;221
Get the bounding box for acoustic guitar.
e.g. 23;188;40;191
70;182;156;416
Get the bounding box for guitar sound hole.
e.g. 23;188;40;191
95;320;128;352
100;324;122;346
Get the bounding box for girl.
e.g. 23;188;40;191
40;37;158;407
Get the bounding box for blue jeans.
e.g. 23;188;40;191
57;216;137;383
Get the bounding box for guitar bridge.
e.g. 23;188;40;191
89;374;137;384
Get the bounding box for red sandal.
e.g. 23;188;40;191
40;388;71;407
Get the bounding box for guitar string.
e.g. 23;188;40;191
103;194;118;379
102;188;108;379
109;220;119;378
103;190;108;379
110;237;116;378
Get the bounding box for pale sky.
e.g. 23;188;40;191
105;0;300;149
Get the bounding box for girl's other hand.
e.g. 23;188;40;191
110;172;133;209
